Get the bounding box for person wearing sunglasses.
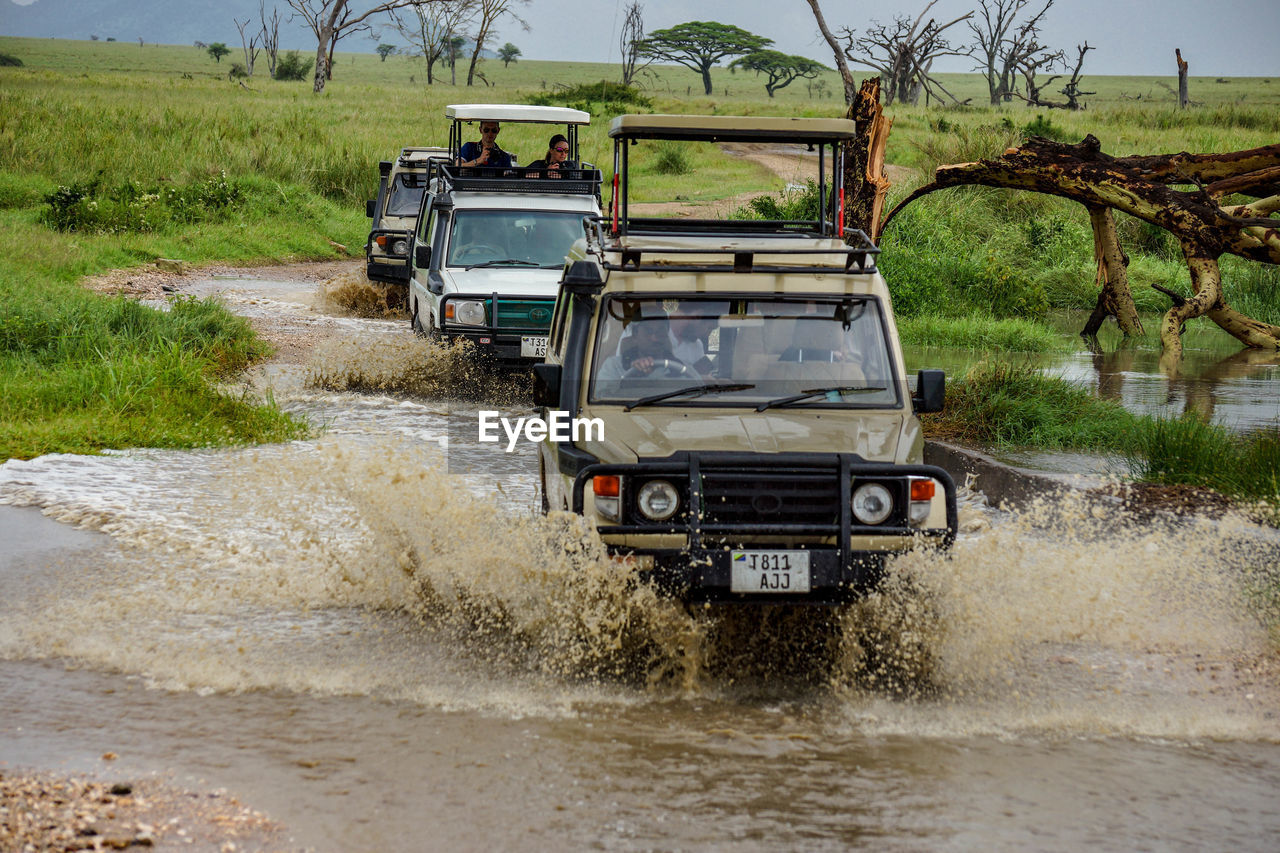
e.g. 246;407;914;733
526;133;578;178
458;122;514;168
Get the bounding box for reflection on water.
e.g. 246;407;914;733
905;312;1280;432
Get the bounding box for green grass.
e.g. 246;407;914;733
927;362;1139;451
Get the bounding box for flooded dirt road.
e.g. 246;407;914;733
3;267;1279;851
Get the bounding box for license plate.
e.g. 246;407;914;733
521;335;548;358
730;550;811;593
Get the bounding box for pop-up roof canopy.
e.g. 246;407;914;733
608;114;856;143
446;104;591;125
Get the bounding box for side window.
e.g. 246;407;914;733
417;195;435;241
549;292;570;355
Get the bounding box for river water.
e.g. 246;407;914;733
3;270;1279;851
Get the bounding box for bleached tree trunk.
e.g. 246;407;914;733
1083;205;1143;337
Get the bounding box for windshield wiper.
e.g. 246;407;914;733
624;382;755;412
755;385;886;412
464;258;540;271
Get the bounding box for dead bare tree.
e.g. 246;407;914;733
805;0;893;240
1017;41;1095;109
619;1;655;87
285;0;428;93
234;17;261;77
260;2;282;78
967;0;1058;105
390;0;475;85
883;136;1280;370
465;0;527;87
838;1;972;106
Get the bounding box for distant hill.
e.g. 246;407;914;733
2;0;390;52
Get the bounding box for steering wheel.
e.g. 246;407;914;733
455;244;502;263
622;357;693;379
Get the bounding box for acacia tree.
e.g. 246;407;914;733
389;0;474;85
498;42;520;66
376;42;397;60
618;1;655;87
207;42;231;63
638;21;771;96
730;50;824;98
967;0;1059;105
285;0;428;93
839;1;971;106
466;0;528;87
883;137;1280;368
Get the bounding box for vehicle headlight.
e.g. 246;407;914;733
851;482;893;525
453;300;487;326
390;238;409;256
636;480;680;521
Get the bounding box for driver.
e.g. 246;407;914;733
596;319;676;389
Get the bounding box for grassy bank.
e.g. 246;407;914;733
0;36;1276;483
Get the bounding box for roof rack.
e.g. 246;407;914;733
398;146;450;167
583;218;879;275
436;163;603;196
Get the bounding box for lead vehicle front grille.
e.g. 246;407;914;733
699;469;841;526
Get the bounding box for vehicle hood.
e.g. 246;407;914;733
583;409;907;463
442;266;562;297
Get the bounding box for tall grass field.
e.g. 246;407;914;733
0;35;1277;506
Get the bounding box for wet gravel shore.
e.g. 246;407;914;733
0;769;295;852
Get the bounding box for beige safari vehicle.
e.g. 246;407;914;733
366;146;451;289
533;114;957;604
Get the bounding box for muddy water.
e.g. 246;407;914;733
3;272;1280;851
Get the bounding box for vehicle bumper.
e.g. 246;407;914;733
571;452;958;604
366;257;411;284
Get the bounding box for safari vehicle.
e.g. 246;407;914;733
534;114;957;604
366;146;450;288
407;105;602;364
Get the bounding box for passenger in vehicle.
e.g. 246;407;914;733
458;121;514;168
525;134;578;177
667;309;716;374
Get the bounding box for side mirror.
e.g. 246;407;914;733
366;199;376;218
912;369;945;413
532;363;562;408
414;243;432;269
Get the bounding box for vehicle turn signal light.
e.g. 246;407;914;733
593;475;620;497
910;479;935;502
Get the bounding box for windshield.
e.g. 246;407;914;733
446;209;587;268
588;296;900;408
385;173;427;217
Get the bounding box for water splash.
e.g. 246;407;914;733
3;435;1277;736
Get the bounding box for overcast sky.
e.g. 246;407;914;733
516;0;1280;78
6;0;1279;77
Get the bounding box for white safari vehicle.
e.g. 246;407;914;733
534;114;957;604
407;105;602;364
365;146;451;289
